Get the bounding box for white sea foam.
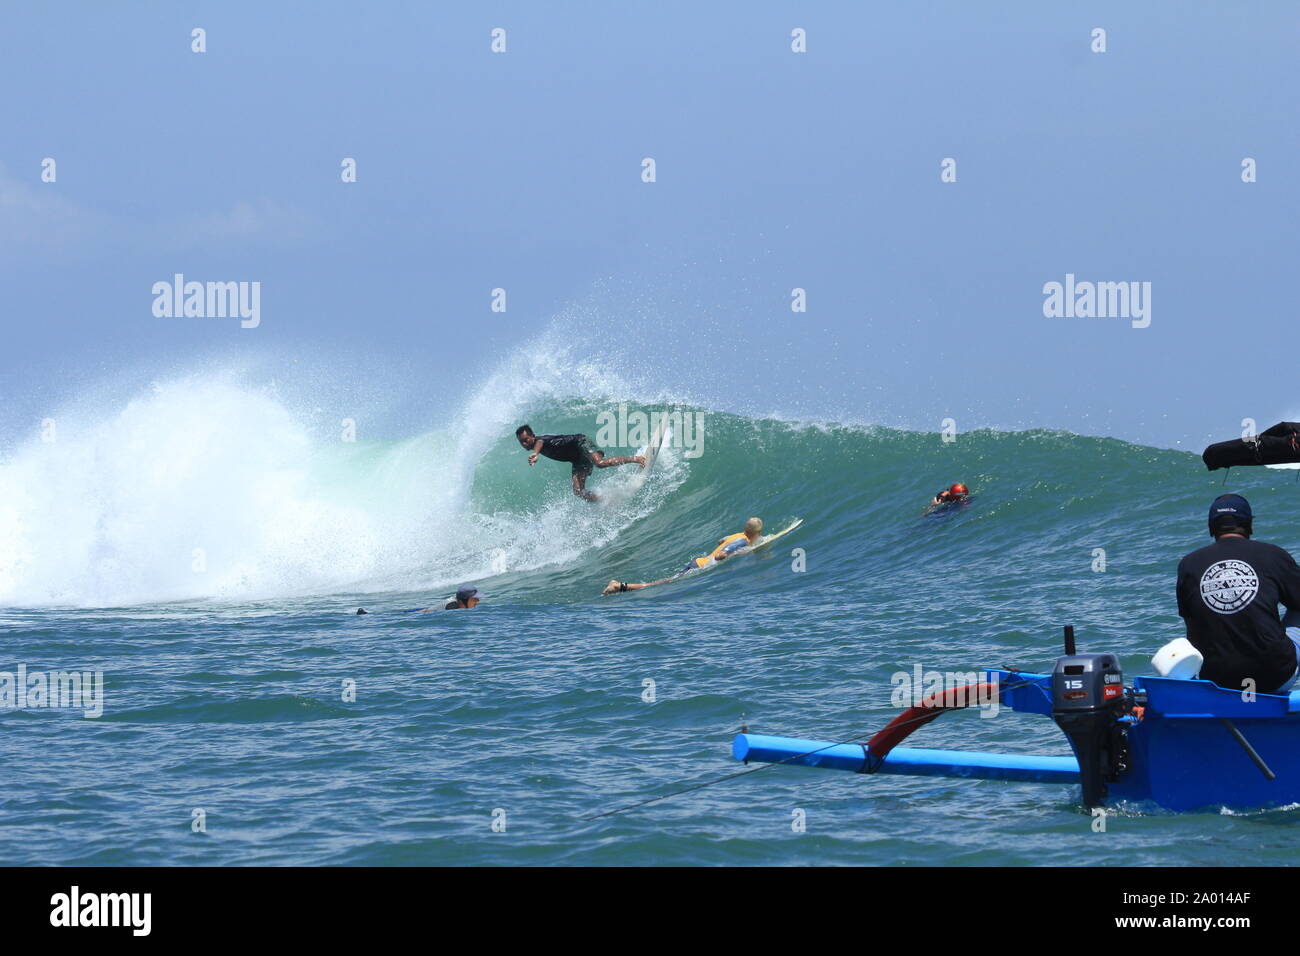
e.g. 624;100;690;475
0;333;686;608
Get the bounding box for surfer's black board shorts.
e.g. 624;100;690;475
537;434;602;477
571;437;600;477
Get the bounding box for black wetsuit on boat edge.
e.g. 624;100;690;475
1176;537;1300;692
536;434;600;477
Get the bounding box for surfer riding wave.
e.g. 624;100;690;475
516;424;645;503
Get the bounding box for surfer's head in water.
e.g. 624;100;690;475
743;517;764;542
1208;494;1253;539
444;586;481;610
932;483;970;506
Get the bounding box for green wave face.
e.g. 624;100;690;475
451;402;1287;618
2;372;1287;613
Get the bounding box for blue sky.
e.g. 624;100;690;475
2;1;1297;450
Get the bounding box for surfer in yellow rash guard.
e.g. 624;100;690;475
602;518;764;595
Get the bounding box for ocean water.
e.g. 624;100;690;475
4;369;1300;865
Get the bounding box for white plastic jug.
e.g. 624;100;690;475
1151;637;1203;680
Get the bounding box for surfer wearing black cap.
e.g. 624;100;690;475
444;586;481;610
515;425;645;503
1175;494;1300;693
355;586;484;614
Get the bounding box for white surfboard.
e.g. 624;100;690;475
749;518;803;552
604;421;670;505
682;518;804;576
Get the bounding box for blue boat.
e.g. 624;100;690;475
733;633;1300;813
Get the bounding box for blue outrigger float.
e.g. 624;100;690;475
734;628;1300;812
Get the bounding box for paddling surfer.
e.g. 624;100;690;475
414;586;481;612
930;483;969;506
923;483;970;516
442;586;481;610
603;518;763;595
1176;494;1300;693
515;425;645;503
354;586;483;614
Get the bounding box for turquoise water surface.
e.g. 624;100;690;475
4;396;1299;865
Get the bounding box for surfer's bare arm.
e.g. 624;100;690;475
601;577;672;595
528;439;542;465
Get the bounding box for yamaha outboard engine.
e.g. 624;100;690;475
1051;633;1130;808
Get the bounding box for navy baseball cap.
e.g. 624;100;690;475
1209;494;1252;525
455;586;479;602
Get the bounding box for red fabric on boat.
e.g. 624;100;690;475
866;683;1001;761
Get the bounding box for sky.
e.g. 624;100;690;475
2;1;1297;451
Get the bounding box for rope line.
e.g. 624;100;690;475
583;675;1043;822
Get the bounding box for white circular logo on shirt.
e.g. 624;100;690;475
1199;559;1259;614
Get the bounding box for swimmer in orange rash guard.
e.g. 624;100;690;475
931;483;969;507
924;483;970;514
602;518;763;595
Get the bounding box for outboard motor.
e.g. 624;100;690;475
1051;648;1130;808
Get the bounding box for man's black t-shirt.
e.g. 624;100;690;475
1175;536;1300;692
536;434;590;464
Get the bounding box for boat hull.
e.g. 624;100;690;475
733;671;1300;812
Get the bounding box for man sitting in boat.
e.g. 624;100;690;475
602;518;764;595
1176;494;1300;693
